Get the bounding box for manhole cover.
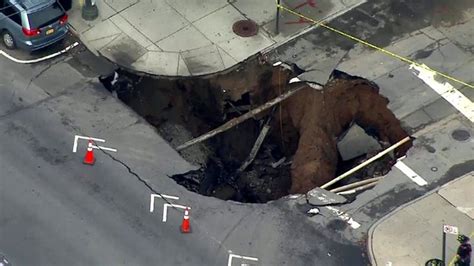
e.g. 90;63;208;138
232;20;258;37
451;129;471;142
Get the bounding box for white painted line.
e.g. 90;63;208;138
72;135;105;153
227;253;259;266
325;206;361;229
149;194;179;213
162;203;190;222
410;64;474;122
0;42;79;64
91;145;117;153
394;161;428;186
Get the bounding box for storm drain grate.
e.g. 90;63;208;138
232;20;259;37
451;129;471;142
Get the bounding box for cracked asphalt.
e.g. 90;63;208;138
0;39;365;265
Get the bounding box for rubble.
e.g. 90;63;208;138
306;187;347;206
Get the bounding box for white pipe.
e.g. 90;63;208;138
321;136;410;189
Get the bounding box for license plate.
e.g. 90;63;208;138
46;28;54;35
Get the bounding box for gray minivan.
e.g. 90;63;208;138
0;0;68;51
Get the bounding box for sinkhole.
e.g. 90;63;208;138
99;55;412;203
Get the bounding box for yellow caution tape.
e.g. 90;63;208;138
275;2;474;89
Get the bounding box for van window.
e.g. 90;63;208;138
27;2;63;28
2;3;21;24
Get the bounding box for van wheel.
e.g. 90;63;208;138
2;30;16;50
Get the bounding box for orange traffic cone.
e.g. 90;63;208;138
180;208;191;233
83;141;96;165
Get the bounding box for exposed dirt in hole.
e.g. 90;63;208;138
100;55;412;203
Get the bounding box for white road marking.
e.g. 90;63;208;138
325;206;361;229
227;253;259;266
410;64;474;122
0;42;79;64
162;203;190;222
394;161;428;186
72;135;105;153
73;135;117;153
149;194;179;213
90;145;117;153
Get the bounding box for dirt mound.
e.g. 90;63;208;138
272;77;410;193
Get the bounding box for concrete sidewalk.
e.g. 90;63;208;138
369;172;474;266
68;0;365;76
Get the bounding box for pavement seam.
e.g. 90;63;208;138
220;208;255;245
93;32;131;56
187;2;234;24
436;190;474;221
262;0;368;55
0;89;68;121
109;13;158;50
175;53;180;75
105;0;140;15
215;45;227;69
152;24;190;46
0;70;90;122
178;53;192;76
148;2;198;45
23;56;70;96
227;1;248;21
215;43;239;62
156;3;216;52
226;0;277;41
81;32;122;52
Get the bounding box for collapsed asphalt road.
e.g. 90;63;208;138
100;56;412;203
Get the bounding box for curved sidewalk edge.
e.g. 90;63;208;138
67;0;367;77
368;172;474;265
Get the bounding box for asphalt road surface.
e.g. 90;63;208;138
0;43;224;265
0;40;362;265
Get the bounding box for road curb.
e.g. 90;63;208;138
366;175;468;265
